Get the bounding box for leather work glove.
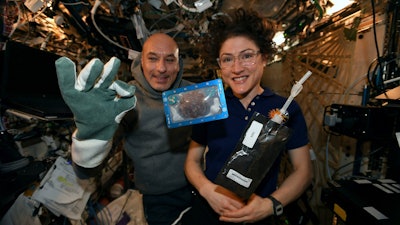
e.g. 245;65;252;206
55;56;136;178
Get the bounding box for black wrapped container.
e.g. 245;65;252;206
215;112;291;201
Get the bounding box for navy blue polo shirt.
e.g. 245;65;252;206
191;87;309;197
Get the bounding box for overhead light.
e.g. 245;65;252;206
273;31;285;46
326;0;355;16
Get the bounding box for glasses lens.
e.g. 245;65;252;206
218;50;259;68
218;55;232;68
240;51;258;66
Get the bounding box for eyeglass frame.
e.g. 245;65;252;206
216;49;261;69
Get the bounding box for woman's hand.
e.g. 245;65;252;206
219;194;274;223
200;183;245;216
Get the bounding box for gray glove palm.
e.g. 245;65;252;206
55;56;136;170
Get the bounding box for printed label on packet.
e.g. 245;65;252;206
226;169;253;188
242;120;263;148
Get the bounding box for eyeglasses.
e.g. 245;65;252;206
217;50;260;69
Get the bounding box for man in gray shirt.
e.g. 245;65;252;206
56;33;193;225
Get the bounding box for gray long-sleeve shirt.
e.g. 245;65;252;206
116;56;193;195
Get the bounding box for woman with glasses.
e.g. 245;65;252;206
181;8;313;225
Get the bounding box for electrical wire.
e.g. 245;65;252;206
331;146;384;180
339;72;368;104
90;0;132;52
365;0;385;95
325;133;332;180
371;0;381;60
60;0;90;6
171;207;192;225
148;12;178;32
367;0;400;96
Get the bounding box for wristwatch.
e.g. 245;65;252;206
266;195;283;216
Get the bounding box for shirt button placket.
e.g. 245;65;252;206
245;101;256;120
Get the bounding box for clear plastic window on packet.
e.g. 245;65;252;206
162;79;228;128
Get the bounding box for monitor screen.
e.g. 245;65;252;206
0;41;73;120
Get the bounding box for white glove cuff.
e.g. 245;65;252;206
71;130;112;168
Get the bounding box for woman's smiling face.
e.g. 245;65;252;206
219;36;267;99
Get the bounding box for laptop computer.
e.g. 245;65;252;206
0;41;73;120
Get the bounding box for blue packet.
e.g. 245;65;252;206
162;79;228;128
